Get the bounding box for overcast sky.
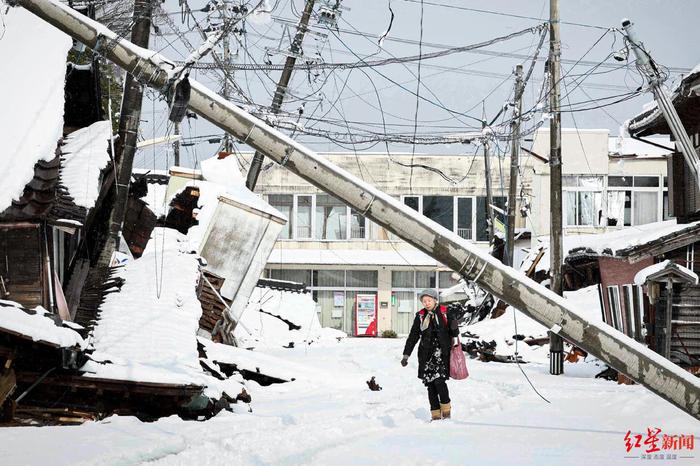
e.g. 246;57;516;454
136;0;700;170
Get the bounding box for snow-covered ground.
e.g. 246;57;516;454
1;338;697;466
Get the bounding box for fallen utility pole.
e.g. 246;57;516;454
622;19;700;186
505;64;524;267
98;0;153;266
246;0;316;190
12;0;700;419
548;0;565;376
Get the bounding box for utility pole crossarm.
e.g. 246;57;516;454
13;0;700;420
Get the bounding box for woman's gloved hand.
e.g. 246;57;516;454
400;355;409;367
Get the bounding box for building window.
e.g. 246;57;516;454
563;176;603;227
315;194;347;240
314;269;345;287
350;209;367;239
476;196;506;242
607;175;663;226
456;197;473;240
346;270;378;288
296;195;312;238
607;285;622;331
268;269;312;285
422;195;454;231
404;196;420;212
268;195;293;239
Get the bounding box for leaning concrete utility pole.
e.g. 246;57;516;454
505;64;524;267
548;0;565;376
246;0;316;190
99;0;153;266
11;0;700;420
482;125;495;244
621;18;700;186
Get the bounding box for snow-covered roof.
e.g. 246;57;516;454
267;246;443;267
634;260;699;286
627;65;700;135
0;300;85;349
521;220;700;272
608;135;672;158
60;121;112;209
0;8;71;212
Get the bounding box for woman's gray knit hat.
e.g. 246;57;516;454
418;289;438;301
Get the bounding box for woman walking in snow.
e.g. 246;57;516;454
401;289;460;421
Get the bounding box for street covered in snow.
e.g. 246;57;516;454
1;336;698;465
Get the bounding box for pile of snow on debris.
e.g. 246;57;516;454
235;287;346;349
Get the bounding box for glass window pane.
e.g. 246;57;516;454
315;194;347;240
578;176;603;189
633;191;659;225
457;197;473;240
475;196;506;240
663;176;668;188
347;270;378;288
438;271;459;290
562;176;578;187
422;196;454;231
608;176;632;187
391;271;414;288
564;191;577;226
393;290;416;313
415;271;436;289
315;270;345;287
663;192;672;220
624;190;632;226
268;195;293;239
633;176;659;187
296;195;312;238
607;191;626;226
577;191;602;226
404;196;419;211
269;269;312;285
350;210;366;239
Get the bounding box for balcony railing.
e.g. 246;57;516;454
457;228;472;240
350;226;366;239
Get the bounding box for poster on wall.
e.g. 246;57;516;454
355;293;378;337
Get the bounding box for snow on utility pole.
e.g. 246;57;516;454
222;27;233;153
548;0;565;376
13;0;700;419
245;0;316;190
621;18;700;186
506;64;524;267
99;0;153;266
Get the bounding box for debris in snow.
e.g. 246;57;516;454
366;376;382;391
235;287;347;349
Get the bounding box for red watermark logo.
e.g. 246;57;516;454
625;428;695;460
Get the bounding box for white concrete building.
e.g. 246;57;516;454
237;128;671;335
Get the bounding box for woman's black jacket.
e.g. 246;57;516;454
402;305;459;380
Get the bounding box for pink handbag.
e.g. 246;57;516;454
450;338;469;380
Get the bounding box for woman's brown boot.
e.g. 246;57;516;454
430;409;442;421
440;402;451;419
